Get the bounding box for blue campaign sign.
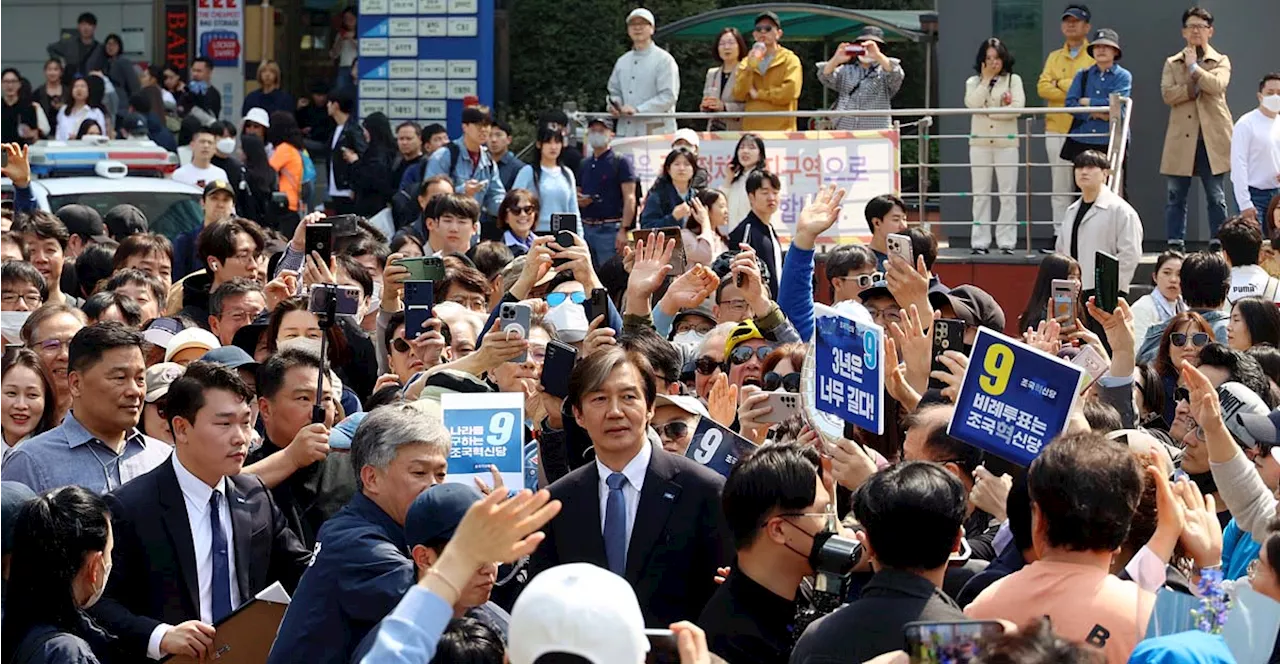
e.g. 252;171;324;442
947;328;1084;466
813;312;884;435
441;392;524;490
684;417;757;478
357;0;494;137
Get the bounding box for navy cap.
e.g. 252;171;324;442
858;280;894;303
1236;408;1280;447
201;345;259;371
1062;5;1091;22
231;311;271;358
2;482;37;554
405;484;483;547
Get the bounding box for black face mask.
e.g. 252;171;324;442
1186;470;1218;496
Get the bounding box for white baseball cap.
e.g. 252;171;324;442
626;8;655;26
672;127;700;149
164;328;221;363
508;563;649;664
244;107;271;128
654;394;710;419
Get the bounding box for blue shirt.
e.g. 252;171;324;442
578;149;636;222
422;138;506;219
1065;63;1132;145
356;586;453;664
512;163;581;234
0;411;171;494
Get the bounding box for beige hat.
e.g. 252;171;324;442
145;362;185;403
654;394;710;419
164;328;221;363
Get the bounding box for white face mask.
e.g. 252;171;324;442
84;557;112;609
545;301;589;343
1262;95;1280;113
587;132;610;150
0;311;30;344
672;330;707;347
857;55;875;65
365;280;383;318
216;137;236;156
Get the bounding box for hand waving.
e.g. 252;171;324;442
630;232;676;299
793;184;848;250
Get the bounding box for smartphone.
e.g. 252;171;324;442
1050;279;1079;330
498;302;532;363
329;213;361;237
887;233;913;265
396;256;446;282
758;391;800;424
540;340;579;398
1072;344;1110;394
903;620;1005;664
405;306;433;341
550;213;578;236
929;319;967;390
553;229;575;267
305;223;333;265
1094;251;1120;313
632;226;687;275
403;280;434;309
644;629;680;664
584;288;609;324
307;284;362;316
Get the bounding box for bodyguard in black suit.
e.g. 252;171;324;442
529;348;734;627
91;362;311;661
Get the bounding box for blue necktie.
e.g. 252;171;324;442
209;491;233;623
603;472;628;576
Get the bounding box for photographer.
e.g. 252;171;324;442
699;443;831;664
791;461;968;663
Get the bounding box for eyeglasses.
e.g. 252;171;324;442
695;356;721;376
719;298;749;312
675;321;714;335
512;205;536;215
729;344;773;365
1171;332;1210;348
656;422;689;439
1;292;43;308
32;337;73;354
546;291;586;307
868;307;903;324
1184;22;1211;30
764;371;800;393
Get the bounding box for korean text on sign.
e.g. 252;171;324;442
947;328;1083;466
684;416;757;478
440;392;525;491
813;313;884;435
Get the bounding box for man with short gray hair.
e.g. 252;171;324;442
267;403;451;664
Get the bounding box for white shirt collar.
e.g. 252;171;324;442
596;441;652;492
172;452;226;512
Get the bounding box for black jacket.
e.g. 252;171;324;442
176;271;215;329
176;84;221;119
89;459;311;658
329;117;367;193
790;570;967;664
348;146;396;218
698;569;799;664
244;432;358;549
528;442;734;627
728;211;782;301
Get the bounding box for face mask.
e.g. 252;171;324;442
365;280;383;318
545;301;589;343
857;55;875;65
1262;95;1280;113
672;330;707;347
587;132;610;150
84;557;112;609
0;311;30;344
188;80;209;95
216;137;236;155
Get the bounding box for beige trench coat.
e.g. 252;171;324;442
1159;45;1233;176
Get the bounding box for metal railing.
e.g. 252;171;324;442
567;94;1133;253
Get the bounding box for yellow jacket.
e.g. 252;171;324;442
1037;41;1093;133
732;45;802;132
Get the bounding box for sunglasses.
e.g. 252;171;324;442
546;291;586;306
730;344;773;365
1175;386;1190;403
847;272;884;289
1171;332;1210;348
656;422;690;439
764;371;800;393
695;356;721;376
512;205;536;215
391;337;413;354
753;24;776;32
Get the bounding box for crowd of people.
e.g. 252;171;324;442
0;2;1279;664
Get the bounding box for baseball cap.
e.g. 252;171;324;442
204;179;235;199
165;328;221;363
142;317;185;349
145;362;185;403
201;345;259;371
933;285;1007;333
243;107;271;128
725;319;765;358
1062;5;1092;22
672;128;701;149
461;106;492;126
754;10;781;28
857;279;894;304
587;117;614;131
121;113;149;137
55;204;109;242
461;94;481;108
626;8;655;26
671;301;716;334
1218;382;1270;448
103;204;148;238
508;562;649;664
655;393;710;419
1236;408;1280;447
2;482;37;554
405;483;483;547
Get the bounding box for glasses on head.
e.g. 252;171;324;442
1171;332;1210;348
695;355;721;376
729;344;773;366
763;371;800;393
546;291;586;307
656;422;689;439
1;292;43;308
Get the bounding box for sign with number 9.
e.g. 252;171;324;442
692;428;723;464
980;343;1014;396
863;329;878;370
486;411;515;446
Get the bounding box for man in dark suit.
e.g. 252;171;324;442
529;347;734;627
90;362;311;661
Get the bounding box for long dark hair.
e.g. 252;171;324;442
62;77;95;115
973;37;1016;75
1155;311;1213;377
2;347;59;440
240;133;278;196
266;110;304;150
1017;253;1080;333
729;133;766;182
75;118;102;139
1233;296;1280;347
659;146;698;187
1;486;111;662
362;112;396;158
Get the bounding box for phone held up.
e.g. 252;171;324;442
886;233;913;266
540;340;578;398
929;319;968;390
395;256;446;282
499;302;532;363
403;280;435;340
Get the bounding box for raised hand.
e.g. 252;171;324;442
658;264;719;316
969;465;1013;522
1173;476;1222;571
931;350;969;403
793;184;848;250
706;373;739;428
511;237;555;300
629;232;676;299
1;143;31;188
445;489;563;565
827;435;877;491
581;315;617;358
888;304;933;394
883;336;921;413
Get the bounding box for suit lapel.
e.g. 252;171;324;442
227;478;253;601
625;447;682;583
158;462;201;617
564;464;608;566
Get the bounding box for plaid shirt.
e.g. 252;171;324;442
817;58;905;130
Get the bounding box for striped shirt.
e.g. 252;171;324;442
816;58;905;130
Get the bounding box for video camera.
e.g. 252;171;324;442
793;528;862;642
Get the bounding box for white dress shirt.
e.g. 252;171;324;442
1230;108;1280;210
595;442;651;549
147;455;241;659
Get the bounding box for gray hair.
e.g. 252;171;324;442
350;403;451;490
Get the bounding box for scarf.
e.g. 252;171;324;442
1151;290;1185;322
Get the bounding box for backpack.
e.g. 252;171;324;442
300;149;317;184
